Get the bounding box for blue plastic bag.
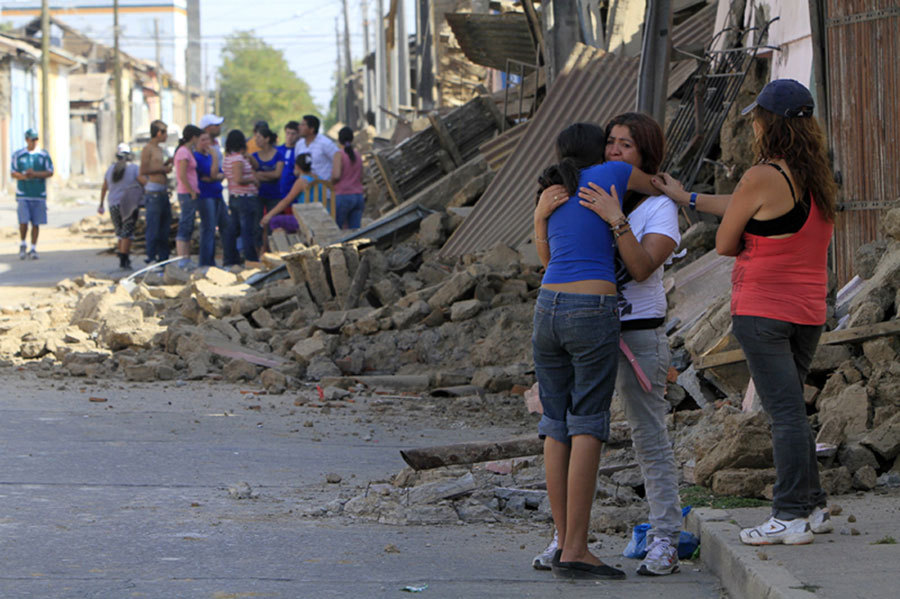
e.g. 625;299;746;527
622;506;700;559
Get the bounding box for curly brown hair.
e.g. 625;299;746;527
751;107;837;222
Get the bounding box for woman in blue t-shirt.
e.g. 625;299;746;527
251;126;284;252
194;139;239;267
531;122;657;581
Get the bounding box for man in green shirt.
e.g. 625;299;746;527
11;128;54;260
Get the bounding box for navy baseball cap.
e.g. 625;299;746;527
741;79;814;118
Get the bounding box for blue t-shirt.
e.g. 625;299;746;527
542;161;633;285
253;147;285;200
278;144;298;198
193;150;223;198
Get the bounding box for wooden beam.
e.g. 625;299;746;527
372;151;403;206
695;319;900;370
428;111;463;167
400;436;542;470
478;93;508;133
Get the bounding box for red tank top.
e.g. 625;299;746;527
730;197;833;325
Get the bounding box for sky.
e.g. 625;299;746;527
200;0;417;113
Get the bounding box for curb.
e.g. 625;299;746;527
686;508;818;599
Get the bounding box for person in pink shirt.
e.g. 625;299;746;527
330;126;365;229
174;124;203;267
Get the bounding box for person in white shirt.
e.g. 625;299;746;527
535;113;683;578
295;114;338;181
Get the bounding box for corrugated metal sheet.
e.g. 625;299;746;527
672;2;718;56
446;12;538;72
479;121;529;171
826;0;900;286
440;51;641;258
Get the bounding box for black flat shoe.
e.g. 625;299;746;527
551;560;627;580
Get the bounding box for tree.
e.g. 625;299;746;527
218;31;318;136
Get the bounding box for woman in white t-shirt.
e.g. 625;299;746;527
534;113;683;577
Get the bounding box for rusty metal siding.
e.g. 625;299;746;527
440;52;640;257
825;0;900;285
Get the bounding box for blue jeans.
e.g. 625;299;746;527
229;194;259;263
532;289;620;444
176;193;197;242
732;315;827;519
257;196;281;249
144;192;171;262
197;195;239;267
335;193;365;229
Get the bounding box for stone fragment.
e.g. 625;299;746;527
326;473;342;484
711;468;776;498
251;307;277;330
862;337;900;365
192;280;253;318
427;272;477;310
847;301;884;328
855;240;889;279
224;358;259;382
124;364;156;382
450;299;484;322
306;356;341;380
290;334;336;364
481;244;521;273
202;266;239;287
810;344;852;374
260;368;287;394
861;412;900;460
163;263;193;285
819;467;853;496
694;412;773;486
852;465;878;490
392;301;430;329
449;170;494;207
881;207;900;241
327;247;352;301
417;212;447;247
680;221;718;251
817;382;869;446
838;442;880;475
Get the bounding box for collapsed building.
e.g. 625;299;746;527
2;0;900;526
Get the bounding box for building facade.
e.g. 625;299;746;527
0;0;199;86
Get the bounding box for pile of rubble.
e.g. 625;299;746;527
3;203;900;523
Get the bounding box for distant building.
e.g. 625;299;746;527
0;0;200;86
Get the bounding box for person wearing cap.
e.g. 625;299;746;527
196;114;239;267
99;143;146;270
654;79;838;547
11;128;54;260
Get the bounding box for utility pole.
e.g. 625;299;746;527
636;0;672;126
113;0;124;142
416;0;434;111
335;17;345;124
40;0;50;148
395;0;410;110
361;0;373;124
542;0;581;87
203;42;209;114
375;0;388;131
154;18;162;120
341;0;358;127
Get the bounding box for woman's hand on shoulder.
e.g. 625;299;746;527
535;184;569;221
577;182;625;224
651;173;687;205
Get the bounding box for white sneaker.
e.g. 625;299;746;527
809;506;833;534
740;516;814;546
637;537;679;576
532;530;559;570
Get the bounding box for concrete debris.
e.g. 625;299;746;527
6;191;900;522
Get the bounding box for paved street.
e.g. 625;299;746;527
0;370;727;598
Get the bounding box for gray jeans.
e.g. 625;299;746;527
617;326;682;545
732;315;827;519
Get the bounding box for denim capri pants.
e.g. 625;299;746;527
532;288;620;444
176;193;197;242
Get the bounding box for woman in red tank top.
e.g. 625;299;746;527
655;79;839;547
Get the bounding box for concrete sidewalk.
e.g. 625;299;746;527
687;488;900;599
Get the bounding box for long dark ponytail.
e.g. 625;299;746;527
338;126;356;163
177;125;203;152
536;122;607;203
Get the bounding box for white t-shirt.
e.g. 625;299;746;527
616;195;681;322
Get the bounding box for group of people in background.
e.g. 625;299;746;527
94;113;365;271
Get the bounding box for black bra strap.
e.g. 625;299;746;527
766;162;796;201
